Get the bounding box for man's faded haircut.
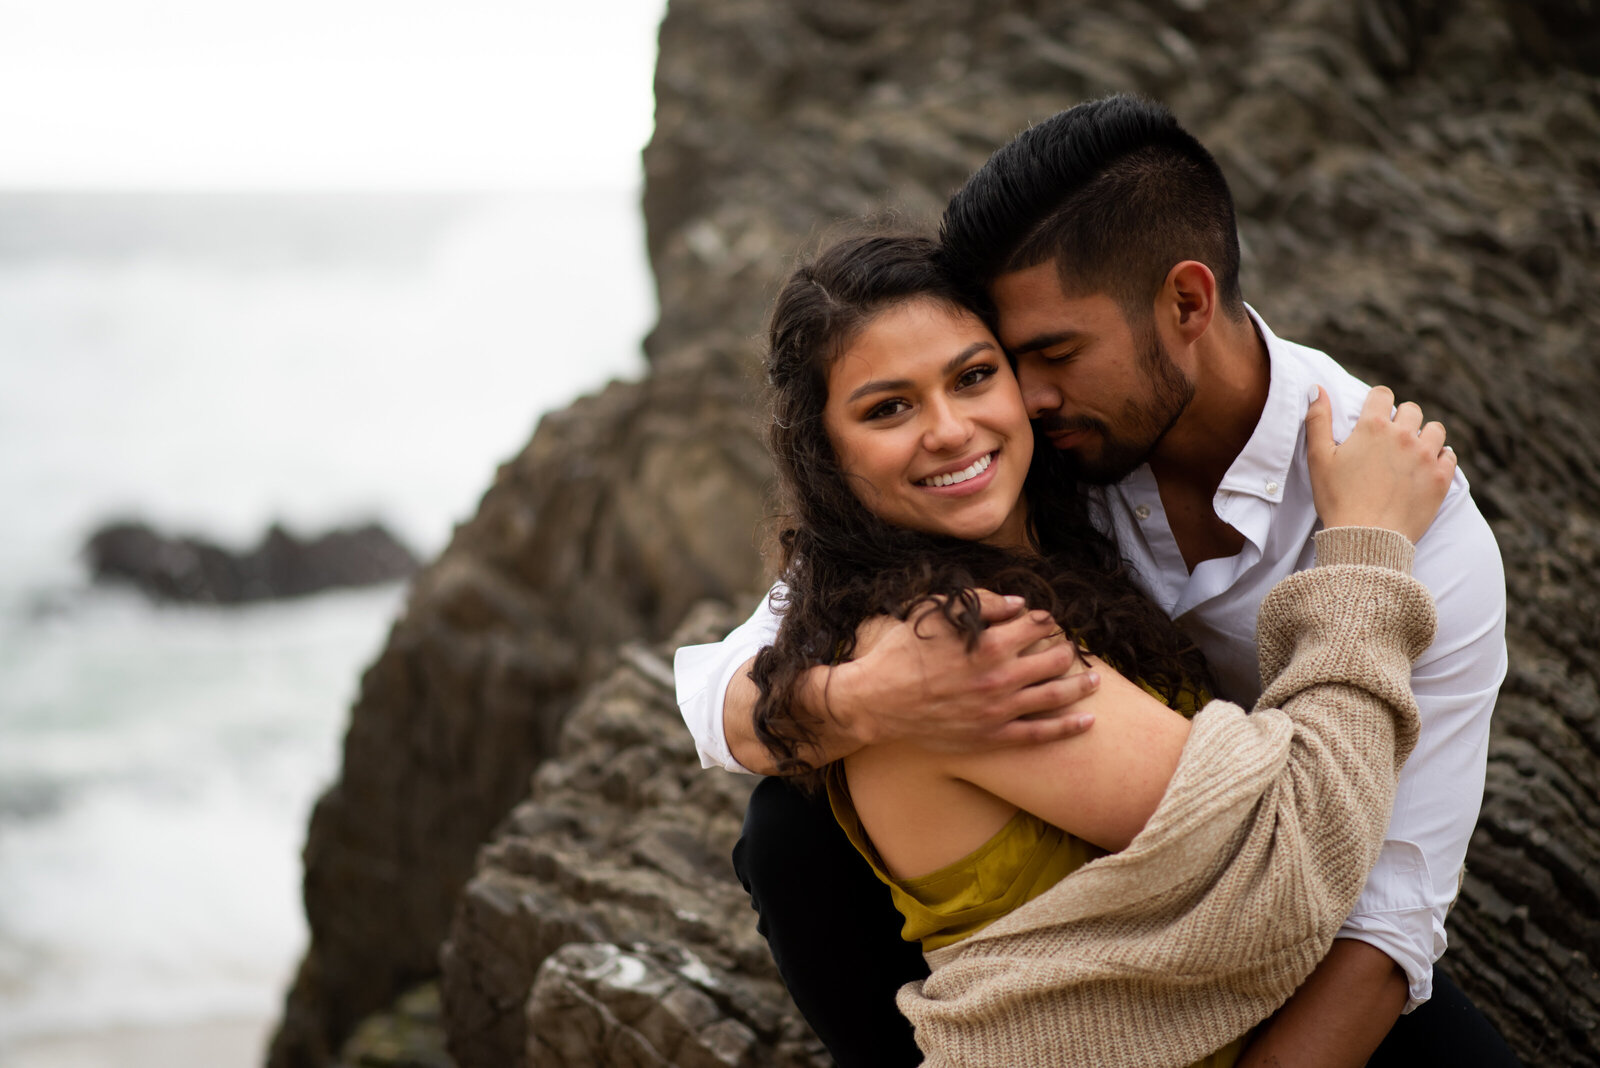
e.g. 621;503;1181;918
940;94;1245;324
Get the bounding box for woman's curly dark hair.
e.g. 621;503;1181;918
751;231;1210;783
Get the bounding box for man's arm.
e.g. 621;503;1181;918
675;588;1103;776
1238;940;1409;1067
1245;474;1507;1061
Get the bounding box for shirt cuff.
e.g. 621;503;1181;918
673;640;757;774
1335;907;1443;1013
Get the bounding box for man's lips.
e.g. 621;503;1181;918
1046;428;1091;450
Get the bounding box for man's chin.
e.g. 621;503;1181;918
1060;445;1147;486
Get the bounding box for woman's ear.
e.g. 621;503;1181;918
1159;260;1217;344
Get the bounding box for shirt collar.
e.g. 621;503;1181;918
1213;305;1307;507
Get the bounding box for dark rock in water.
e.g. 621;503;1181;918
85;520;418;603
269;0;1600;1065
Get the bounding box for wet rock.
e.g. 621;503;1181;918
85;519;417;603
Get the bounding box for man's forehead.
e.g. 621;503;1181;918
990;264;1118;346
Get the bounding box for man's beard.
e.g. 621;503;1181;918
1039;328;1194;486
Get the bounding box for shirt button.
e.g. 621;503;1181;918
1265;480;1280;496
1134;504;1152;520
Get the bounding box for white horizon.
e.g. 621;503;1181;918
0;0;666;192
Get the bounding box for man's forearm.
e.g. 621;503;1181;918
723;657;870;775
1238;939;1408;1067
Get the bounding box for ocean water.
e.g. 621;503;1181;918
0;190;654;1057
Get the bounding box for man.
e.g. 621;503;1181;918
675;95;1515;1066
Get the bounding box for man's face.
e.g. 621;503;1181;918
989;262;1194;485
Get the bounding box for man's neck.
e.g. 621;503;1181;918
1146;310;1272;572
1148;309;1271;493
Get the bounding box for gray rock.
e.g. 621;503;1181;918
440;608;824;1068
270;0;1600;1064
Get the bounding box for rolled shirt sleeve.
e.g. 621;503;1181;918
672;585;785;773
1336;480;1507;1010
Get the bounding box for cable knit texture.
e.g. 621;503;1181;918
898;527;1436;1068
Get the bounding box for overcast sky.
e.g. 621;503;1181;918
0;0;666;190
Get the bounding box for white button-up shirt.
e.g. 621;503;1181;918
673;309;1507;1010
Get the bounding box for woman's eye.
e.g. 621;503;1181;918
957;364;996;388
865;398;909;420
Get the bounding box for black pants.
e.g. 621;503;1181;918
734;776;1521;1068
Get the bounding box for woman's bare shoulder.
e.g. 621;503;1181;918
842;741;1019;881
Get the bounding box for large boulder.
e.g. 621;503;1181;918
272;0;1600;1065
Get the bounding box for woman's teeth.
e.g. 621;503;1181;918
918;452;992;488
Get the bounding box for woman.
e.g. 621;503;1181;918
747;232;1455;1067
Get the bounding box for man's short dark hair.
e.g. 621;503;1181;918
940;94;1245;322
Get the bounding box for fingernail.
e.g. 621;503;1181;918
1076;713;1095;728
1307;385;1320;406
1004;595;1025;608
1086;672;1100;686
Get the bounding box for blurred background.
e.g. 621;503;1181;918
0;1;666;1063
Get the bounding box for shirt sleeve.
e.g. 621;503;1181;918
672;584;786;774
1335;471;1507;1011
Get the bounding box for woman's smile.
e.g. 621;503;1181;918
915;449;997;491
822;298;1033;549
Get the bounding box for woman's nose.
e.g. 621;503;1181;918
922;396;972;451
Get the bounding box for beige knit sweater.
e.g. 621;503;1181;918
897;527;1437;1068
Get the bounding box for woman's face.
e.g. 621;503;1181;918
822;297;1033;549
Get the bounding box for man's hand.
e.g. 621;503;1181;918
1237;939;1409;1067
725;589;1101;774
831;590;1100;751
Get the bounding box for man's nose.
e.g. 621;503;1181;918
1017;362;1064;419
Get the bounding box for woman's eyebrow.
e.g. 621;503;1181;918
846;341;996;403
942;340;996;375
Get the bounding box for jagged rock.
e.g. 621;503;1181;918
85;519;417;603
525;943;762;1068
268;372;771;1066
440;605;824;1068
272;0;1600;1065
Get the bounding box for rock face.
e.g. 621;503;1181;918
271;0;1600;1065
86;519;418;603
443;607;825;1068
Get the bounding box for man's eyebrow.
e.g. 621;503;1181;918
846;341;997;403
1005;330;1084;357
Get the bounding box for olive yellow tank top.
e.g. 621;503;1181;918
824;677;1245;1068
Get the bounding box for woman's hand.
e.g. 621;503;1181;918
1305;385;1457;543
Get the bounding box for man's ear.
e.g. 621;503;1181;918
1158;260;1217;344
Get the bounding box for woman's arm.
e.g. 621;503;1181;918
845;657;1187;876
